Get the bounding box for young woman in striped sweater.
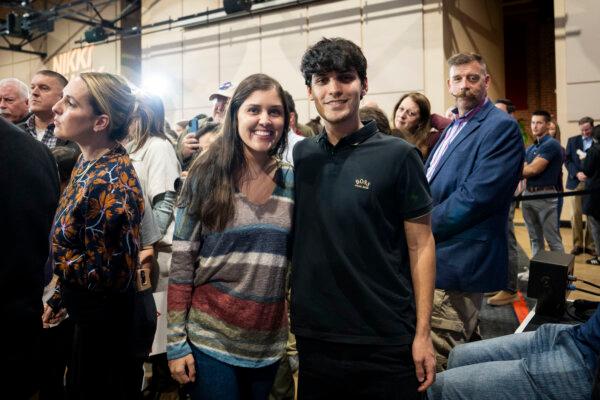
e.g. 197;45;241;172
167;73;293;399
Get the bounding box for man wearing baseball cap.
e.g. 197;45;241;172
177;81;236;169
208;81;236;122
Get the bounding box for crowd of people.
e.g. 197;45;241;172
1;36;599;400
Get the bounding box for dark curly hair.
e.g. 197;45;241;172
300;37;367;87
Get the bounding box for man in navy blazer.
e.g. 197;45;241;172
565;116;595;255
424;53;524;370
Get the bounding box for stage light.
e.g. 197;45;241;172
141;73;170;98
84;26;107;43
223;0;253;14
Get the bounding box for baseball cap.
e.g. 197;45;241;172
209;81;236;101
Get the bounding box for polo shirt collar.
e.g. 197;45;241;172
318;120;378;149
535;134;550;145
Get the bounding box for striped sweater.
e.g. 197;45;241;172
167;165;293;368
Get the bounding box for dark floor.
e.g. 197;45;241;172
479;241;532;339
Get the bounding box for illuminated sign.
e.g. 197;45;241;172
51;45;105;80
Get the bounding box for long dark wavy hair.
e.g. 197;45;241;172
179;73;290;231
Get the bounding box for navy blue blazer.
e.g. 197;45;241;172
425;101;525;293
565;135;585;190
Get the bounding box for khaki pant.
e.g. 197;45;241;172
430;289;483;372
570;181;593;249
269;299;297;400
269;353;295;400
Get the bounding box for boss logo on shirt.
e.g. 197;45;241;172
355;178;371;190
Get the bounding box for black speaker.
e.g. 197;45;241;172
223;0;253;14
527;250;575;317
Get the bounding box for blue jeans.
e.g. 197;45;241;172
427;324;594;400
187;345;279;400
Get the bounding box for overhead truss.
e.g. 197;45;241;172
0;0;140;58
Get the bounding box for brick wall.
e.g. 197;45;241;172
505;2;556;143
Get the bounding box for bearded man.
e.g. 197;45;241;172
424;53;525;371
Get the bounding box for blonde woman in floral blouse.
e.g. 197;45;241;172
42;72;145;400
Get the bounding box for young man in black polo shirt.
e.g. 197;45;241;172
290;37;436;399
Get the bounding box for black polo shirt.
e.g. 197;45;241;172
290;121;432;345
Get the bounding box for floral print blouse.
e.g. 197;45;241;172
48;145;144;309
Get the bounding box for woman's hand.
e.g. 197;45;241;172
42;304;67;328
168;354;196;384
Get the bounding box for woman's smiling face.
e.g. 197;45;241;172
236;87;285;158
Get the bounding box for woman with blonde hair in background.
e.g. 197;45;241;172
549;120;566;229
126;91;181;396
42;72;146;399
548;119;561;142
127;91;181;291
